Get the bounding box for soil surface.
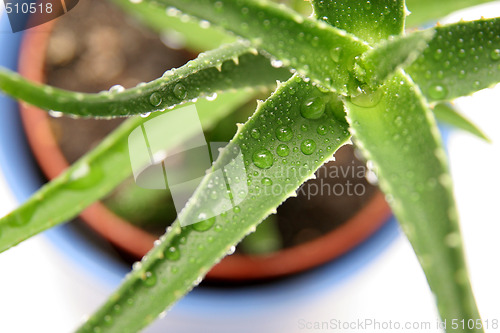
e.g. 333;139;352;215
44;0;378;254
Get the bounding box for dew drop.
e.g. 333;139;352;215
193;216;216;231
275;126;293;142
10;201;37;227
261;177;273;186
233;206;241;213
251;128;261;139
252;149;274;169
149;92;162;106
132;262;142;271
65;163;103;190
206;92;218;101
330;47;342;62
109;85;125;93
433;49;443;60
199;20;211;29
276;144;290;157
113;304;121;314
428;84;448;100
490;49;500;61
227;246;236;255
301;96;326;119
271;59;284;68
455;268;468;285
140;112;151;118
142;271;157;287
209;190;218;200
300;139;316;155
160;30;186;50
165;246;180;261
444;232;461;248
350;89;383;108
48;110;63;118
317;125;327;135
173;83;187;99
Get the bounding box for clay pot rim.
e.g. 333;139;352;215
17;20;392;281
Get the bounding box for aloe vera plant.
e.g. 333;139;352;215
0;0;499;332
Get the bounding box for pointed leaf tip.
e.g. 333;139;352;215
356;29;436;88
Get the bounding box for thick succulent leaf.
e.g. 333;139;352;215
356;29;435;88
345;71;482;331
312;0;406;44
77;75;351;333
405;0;494;27
149;0;370;95
0;42;290;117
110;0;235;52
433;102;491;142
0;92;249;253
407;17;500;102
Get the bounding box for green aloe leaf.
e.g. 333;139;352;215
0;92;249;253
76;74;351;333
356;29;436;88
312;0;406;44
312;0;428;89
313;1;482;331
0;42;290;117
110;0;235;52
149;0;370;94
407;17;500;102
345;72;482;332
405;0;495;27
433;102;491;142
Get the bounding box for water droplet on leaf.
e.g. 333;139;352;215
252;149;274;169
350;89;383;108
173;83;187;99
193;216;216;231
301;97;326;120
261;177;273;186
142;271;157;287
276;144;290;157
428;84;448;100
490;49;500;61
149;92;162;106
65;163;103;190
109;85;125;93
330;47;342;62
300;139;316;155
317;125;327;135
165;246;180;261
275;126;293;142
251;128;261;139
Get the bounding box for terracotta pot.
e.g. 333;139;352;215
18;20;392;281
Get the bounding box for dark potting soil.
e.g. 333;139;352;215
44;0;378;255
